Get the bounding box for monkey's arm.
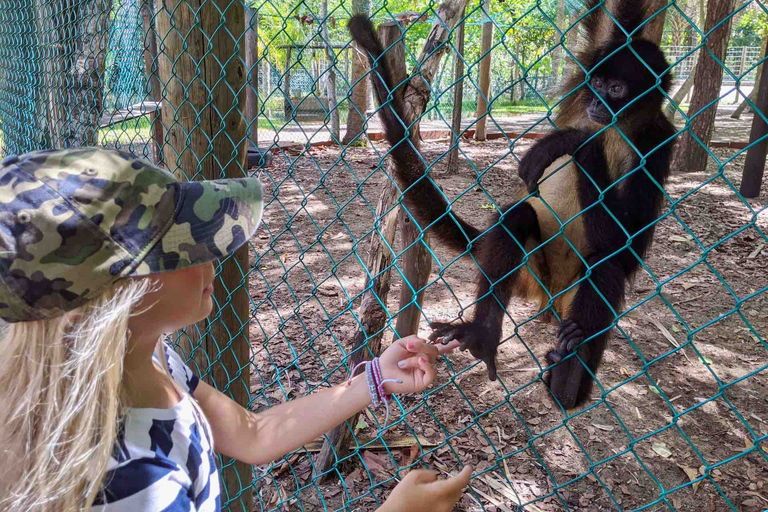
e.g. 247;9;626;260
518;129;592;192
430;202;540;381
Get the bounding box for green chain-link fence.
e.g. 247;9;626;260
0;0;767;510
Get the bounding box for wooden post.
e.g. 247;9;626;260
141;0;163;164
447;9;466;169
740;43;768;198
246;7;258;148
474;0;493;141
283;47;293;120
314;3;469;474
321;0;340;140
155;1;251;510
341;0;371;145
313;22;405;478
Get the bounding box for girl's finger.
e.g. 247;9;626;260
436;340;462;355
434;465;473;493
406;339;439;359
418;356;436;387
396;356;424;371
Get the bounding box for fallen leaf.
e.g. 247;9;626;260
592;423;615;432
480;204;495;210
678;464;701;493
355;418;368;431
652;443;672;458
745;437;755;450
742;498;762;507
682;282;698;290
649;385;661;395
669;235;692;243
344;467;363;489
363;450;391;475
404;443;420;466
620;367;632;378
698;356;713;365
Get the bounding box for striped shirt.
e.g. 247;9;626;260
93;344;221;511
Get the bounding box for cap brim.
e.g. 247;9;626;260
133;177;264;275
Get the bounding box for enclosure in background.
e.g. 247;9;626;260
0;0;766;510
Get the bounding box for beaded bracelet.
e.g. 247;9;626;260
348;358;402;428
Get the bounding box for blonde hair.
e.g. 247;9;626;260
0;278;153;511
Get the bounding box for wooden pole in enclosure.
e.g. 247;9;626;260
313;22;405;478
246;6;258;147
740;43;768;198
447;8;466;170
155;1;252;510
314;2;468;477
474;0;493;141
140;0;163;165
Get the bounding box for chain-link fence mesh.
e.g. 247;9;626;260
0;0;767;510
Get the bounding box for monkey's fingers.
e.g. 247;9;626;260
558;320;585;353
427;322;461;345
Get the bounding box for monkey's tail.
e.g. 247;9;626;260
347;14;481;254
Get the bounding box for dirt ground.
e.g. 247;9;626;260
246;135;768;512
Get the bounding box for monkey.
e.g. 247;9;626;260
347;0;676;409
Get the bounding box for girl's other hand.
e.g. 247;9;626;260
378;335;461;394
379;465;473;512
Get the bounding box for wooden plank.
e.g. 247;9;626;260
99;101;161;128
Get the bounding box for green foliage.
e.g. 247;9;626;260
732;7;768;47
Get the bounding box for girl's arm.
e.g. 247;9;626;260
193;336;458;465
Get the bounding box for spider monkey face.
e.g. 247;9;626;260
583;39;672;126
587;75;629;125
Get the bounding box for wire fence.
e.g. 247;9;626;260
0;0;767;511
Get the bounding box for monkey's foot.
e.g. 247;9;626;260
544;319;587;410
428;321;500;381
547;319;585;362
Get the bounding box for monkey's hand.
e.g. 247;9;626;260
517;148;552;193
544;319;587;409
428;321;499;381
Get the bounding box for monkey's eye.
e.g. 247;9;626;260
609;84;626;97
592;78;603;89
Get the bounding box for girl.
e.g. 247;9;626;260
0;148;473;511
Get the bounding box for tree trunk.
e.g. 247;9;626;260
643;0;669;45
155;1;251;510
342;0;371;145
732;32;768;119
321;0;339;141
447;9;466;169
740;41;768;198
666;71;695;117
672;0;735;173
474;0;493;141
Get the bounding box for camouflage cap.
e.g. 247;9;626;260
0;147;264;323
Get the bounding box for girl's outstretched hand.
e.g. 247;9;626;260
379;465;473;512
378;335;461;394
